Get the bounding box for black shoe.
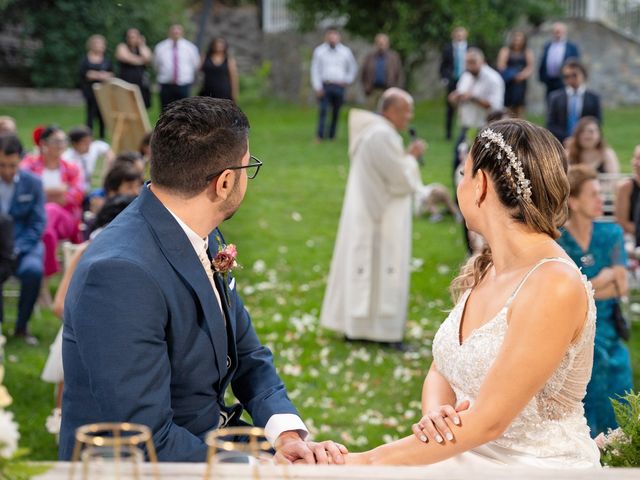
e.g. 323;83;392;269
14;330;39;346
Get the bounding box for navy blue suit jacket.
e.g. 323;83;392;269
546;89;602;142
9;170;45;258
60;186;299;461
538;41;580;85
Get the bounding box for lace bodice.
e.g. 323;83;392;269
432;258;599;462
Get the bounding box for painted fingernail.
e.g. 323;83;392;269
446;432;454;441
453;417;460;425
419;435;427;443
435;434;443;443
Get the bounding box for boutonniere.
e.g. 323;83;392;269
212;238;240;304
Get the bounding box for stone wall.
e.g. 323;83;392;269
2;5;640;113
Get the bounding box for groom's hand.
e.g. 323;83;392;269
274;431;348;465
411;400;470;444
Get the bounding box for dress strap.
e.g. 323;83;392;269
505;257;579;308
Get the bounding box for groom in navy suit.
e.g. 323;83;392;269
0;134;45;343
60;98;346;463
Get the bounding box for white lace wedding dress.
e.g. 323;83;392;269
430;257;600;468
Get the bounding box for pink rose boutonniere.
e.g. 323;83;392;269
212;241;240;303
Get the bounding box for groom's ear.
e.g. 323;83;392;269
210;170;234;201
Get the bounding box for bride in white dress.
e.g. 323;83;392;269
345;119;600;468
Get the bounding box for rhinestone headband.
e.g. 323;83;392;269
480;128;532;202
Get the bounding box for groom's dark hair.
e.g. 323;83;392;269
150;97;250;197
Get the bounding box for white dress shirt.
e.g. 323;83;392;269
565;84;586;118
310;42;358;92
166;207;308;446
0;174;18;214
456;64;505;128
63;140;110;189
546;41;567;78
153;38;200;85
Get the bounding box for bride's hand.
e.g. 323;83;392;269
411;400;470;444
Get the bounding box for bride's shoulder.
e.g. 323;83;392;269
510;259;588;328
522;258;585;298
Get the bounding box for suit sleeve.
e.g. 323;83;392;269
14;177;46;256
68;258;208;461
538;45;548;82
593;93;602;125
229;288;300;427
310;47;323;92
546;94;565;141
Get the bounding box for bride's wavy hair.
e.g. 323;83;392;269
450;119;569;301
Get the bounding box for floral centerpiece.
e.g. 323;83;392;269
597;391;640;467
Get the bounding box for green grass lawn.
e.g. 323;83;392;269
1;97;639;460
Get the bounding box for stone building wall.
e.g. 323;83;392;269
2;5;640;112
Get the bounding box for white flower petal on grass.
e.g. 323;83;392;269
410;257;424;272
272;313;283;323
243;285;256;295
283;364;302;377
278;246;288;254
0;410;19;459
253;260;266;274
312;264;322;273
437;264;450;275
291;212;303;222
305;239;315;248
382;434;399;444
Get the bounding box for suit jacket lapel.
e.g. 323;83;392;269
8;173;23;216
137;187;228;383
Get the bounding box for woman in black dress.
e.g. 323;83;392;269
115;28;153;108
79;35;113;139
496;31;534;118
199;37;239;102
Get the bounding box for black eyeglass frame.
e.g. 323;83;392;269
205;155;263;182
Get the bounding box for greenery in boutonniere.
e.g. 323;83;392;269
598;391;640;467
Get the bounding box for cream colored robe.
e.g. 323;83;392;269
320;109;422;342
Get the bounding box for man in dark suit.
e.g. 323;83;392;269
0;214;15;285
546;59;602;143
440;26;468;140
60;98;347;463
538;22;580;100
0;134;45;344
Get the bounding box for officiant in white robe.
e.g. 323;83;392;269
321;89;425;346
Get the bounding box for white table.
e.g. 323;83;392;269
34;462;640;479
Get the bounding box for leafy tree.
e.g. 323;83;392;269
0;0;191;88
288;0;560;85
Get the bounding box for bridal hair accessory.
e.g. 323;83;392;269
480;128;532;202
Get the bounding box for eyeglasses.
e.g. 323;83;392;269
562;72;578;80
205;155;262;182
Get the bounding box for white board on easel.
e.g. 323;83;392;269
93;78;150;155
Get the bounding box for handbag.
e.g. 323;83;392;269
612;280;631;342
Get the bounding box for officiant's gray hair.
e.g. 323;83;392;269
377;88;413;114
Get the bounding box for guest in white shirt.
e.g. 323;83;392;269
448;48;504;172
153;24;200;111
63;126;115;190
310;28;358;141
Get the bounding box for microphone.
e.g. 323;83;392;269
408;127;424;166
